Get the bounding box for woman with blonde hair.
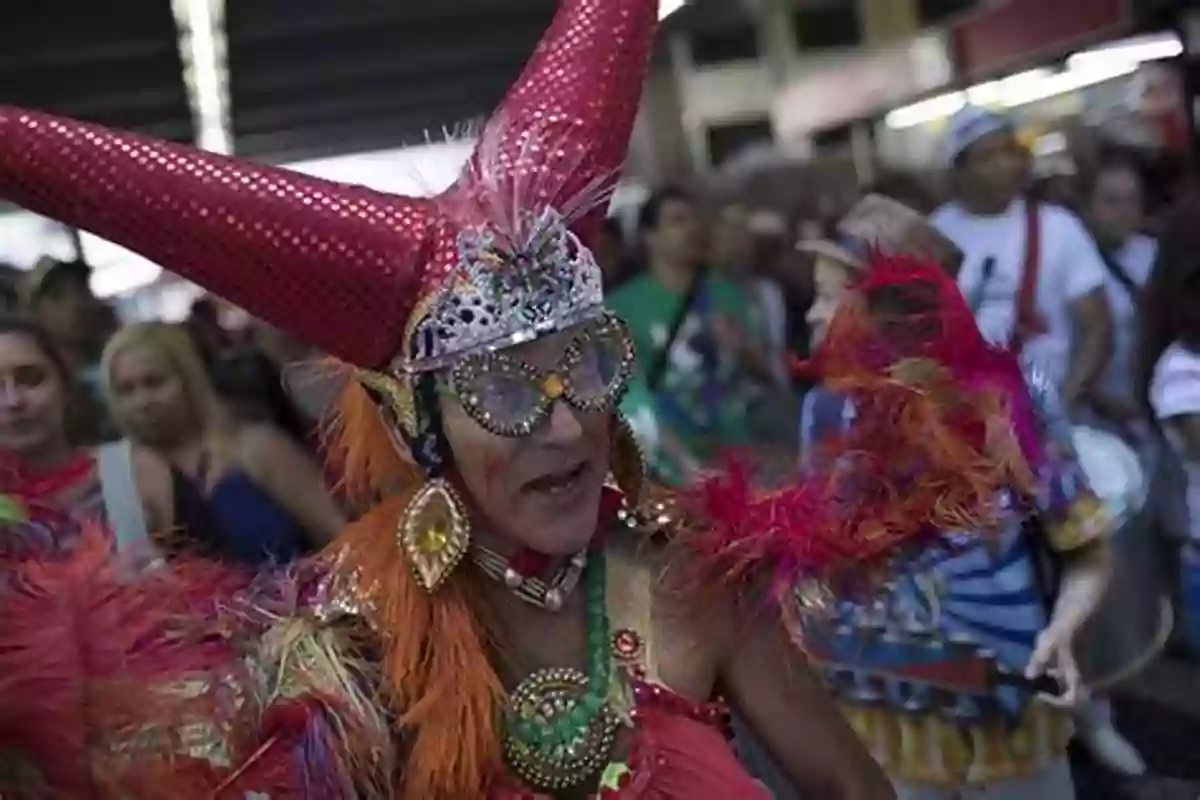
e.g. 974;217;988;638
100;322;342;564
0;313;173;552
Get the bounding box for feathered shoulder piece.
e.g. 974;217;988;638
0;512;395;799
669;253;1035;619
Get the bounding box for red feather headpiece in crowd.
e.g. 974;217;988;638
680;252;1037;611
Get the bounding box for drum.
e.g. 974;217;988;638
1070;426;1173;690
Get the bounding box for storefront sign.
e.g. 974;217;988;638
952;0;1131;79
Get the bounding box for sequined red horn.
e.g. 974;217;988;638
0;107;433;369
449;0;659;241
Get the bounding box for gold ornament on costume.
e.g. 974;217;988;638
611;413;647;504
358;369;418;438
503;667;619;791
399;479;470;591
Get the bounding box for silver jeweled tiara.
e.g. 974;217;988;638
402;207;604;373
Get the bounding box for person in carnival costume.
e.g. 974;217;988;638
0;3;1031;798
796;195;1112;799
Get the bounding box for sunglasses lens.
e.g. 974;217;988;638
456;369;542;431
567;326;627;402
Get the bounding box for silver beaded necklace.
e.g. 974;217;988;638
470;546;588;612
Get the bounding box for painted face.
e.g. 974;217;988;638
438;314;633;556
805;256;856;348
0;332;68;458
106;343;192;447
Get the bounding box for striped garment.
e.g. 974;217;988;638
799;385;1097;787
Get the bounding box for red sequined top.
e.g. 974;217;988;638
491;538;773;799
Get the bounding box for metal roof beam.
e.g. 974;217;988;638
230;30;540;96
225;1;552;44
232;74;512;135
173;0;232;153
234;102;494;162
0;39;176;71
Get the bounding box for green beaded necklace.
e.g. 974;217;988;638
502;550;619;790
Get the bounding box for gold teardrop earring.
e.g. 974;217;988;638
360;368;472;592
399;478;471;592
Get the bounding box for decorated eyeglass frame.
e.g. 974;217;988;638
445;312;635;437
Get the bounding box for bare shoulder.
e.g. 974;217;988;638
235;422;305;469
236;421;286;450
130;444;172;490
607;489;738;682
129;445;174;530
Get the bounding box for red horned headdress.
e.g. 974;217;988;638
0;0;655;376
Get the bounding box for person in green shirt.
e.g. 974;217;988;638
608;187;773;483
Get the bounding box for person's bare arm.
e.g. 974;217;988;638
719;608;895;799
713;312;780;385
131;445;175;535
1026;538;1112;705
1061;287;1112;409
241;424;345;547
738;340;783;385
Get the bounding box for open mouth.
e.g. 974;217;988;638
521;461;588;496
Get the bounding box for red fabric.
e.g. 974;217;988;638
0;0;657;370
0;449;93;499
617;710;772;799
951;0;1128;80
1009;200;1047;356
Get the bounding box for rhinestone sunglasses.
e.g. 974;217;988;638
444;312;635;437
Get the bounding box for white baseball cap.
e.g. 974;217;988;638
942;105;1014;168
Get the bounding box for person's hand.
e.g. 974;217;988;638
1025;604;1088;708
711;312;746;357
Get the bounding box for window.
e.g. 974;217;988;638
690;26;760;66
812;124;854;153
705;119;774;167
917;0;978;26
793;5;861;51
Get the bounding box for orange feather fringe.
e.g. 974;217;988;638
323;378;506;800
319;368;420;506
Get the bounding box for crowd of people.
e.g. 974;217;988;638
586;105;1200;796
0;0;1198;795
0;261;342;566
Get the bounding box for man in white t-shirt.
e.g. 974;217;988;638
932;107;1145;781
932;107;1113;406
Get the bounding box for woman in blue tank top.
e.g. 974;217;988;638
100;323;343;566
